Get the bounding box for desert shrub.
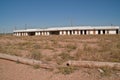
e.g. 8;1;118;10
100;66;112;76
116;42;120;49
83;43;91;51
33;65;40;69
33;44;41;49
56;52;74;65
45;57;52;61
108;50;120;62
59;52;74;61
44;45;54;50
30;50;42;60
66;44;77;50
58;66;79;75
73;49;84;60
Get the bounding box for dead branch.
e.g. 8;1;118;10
66;60;120;70
0;53;54;69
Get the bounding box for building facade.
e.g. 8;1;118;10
13;26;119;36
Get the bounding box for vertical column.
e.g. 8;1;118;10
90;31;93;35
72;30;74;35
86;31;88;35
47;32;49;35
75;31;77;35
37;32;39;35
35;32;37;36
60;31;62;35
23;33;24;36
95;31;98;35
18;33;20;36
25;33;27;36
67;31;70;35
83;30;84;35
42;32;44;35
44;32;46;35
105;30;108;34
39;32;41;35
20;33;22;36
19;33;21;36
78;31;81;35
16;33;18;36
63;31;66;35
17;33;19;36
21;32;23;36
40;32;42;35
101;30;103;34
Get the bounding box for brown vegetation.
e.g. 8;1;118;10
0;34;120;63
0;34;120;80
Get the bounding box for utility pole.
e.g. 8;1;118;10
25;24;27;29
70;18;73;27
14;26;16;30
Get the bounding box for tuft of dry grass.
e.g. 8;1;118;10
57;66;79;75
30;50;43;60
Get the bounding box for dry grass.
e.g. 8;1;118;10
0;35;120;64
57;66;79;75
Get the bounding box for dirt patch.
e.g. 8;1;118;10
0;59;119;80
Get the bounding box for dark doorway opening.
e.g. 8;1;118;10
49;31;59;35
81;30;83;35
84;30;87;35
116;29;119;34
28;32;35;36
103;30;105;34
98;30;101;34
70;30;72;35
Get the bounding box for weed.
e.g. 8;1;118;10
58;66;79;75
30;50;42;60
33;44;41;49
116;42;120;49
100;66;112;76
73;49;84;60
59;52;74;61
33;65;40;69
66;44;77;50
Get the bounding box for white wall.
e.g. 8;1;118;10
90;31;93;34
109;30;116;34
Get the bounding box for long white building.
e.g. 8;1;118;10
13;26;119;36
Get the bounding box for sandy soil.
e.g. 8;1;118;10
0;59;120;80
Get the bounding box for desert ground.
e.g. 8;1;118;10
0;34;120;80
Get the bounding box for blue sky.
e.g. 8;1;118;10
0;0;120;33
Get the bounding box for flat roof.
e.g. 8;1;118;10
13;26;120;32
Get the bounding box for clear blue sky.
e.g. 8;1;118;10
0;0;120;33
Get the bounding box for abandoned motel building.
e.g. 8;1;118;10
13;26;119;36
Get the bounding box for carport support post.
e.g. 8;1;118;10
63;31;66;35
47;32;49;35
60;31;62;35
72;30;74;35
75;31;77;35
67;31;70;35
101;30;103;34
